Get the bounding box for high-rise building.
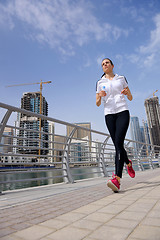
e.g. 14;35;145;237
130;116;142;151
142;120;151;156
18;92;49;155
144;96;160;147
140;126;145;143
142;120;151;146
48;122;54;162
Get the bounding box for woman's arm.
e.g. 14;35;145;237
121;87;133;101
96;91;106;106
96;93;101;106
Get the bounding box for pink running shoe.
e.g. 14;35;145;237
107;173;120;193
127;160;135;178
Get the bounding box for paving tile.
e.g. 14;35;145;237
141;217;160;227
56;212;85;223
72;204;102;214
145;191;160;199
12;225;55;240
126;183;146;190
0;221;15;229
98;204;127;214
46;226;90;240
71;219;103;230
11;222;32;231
27;217;48;225
0;217;9;224
0;227;16;238
125;202;154;213
104;194;124;201
128;189;149;195
152;200;160;209
0;235;22;240
83;238;98;240
118;194;142;201
89;198;114;206
127;238;143;240
113;199;135;206
39;218;70;229
39;237;55;240
5;213;25;220
135;197;157;204
105;218;138;229
89;225;132;240
129;225;160;240
147;210;160;218
84;212;114;223
116;210;147;221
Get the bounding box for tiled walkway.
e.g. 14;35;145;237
0;168;160;240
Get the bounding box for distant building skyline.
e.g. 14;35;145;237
130;116;151;156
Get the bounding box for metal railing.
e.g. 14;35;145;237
0;102;160;193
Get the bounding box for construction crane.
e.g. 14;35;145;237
153;90;158;96
6;80;52;157
146;90;158;99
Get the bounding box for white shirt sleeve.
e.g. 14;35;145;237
96;81;101;93
123;77;128;88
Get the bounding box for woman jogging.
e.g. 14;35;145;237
96;58;135;192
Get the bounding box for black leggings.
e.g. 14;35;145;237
105;110;130;178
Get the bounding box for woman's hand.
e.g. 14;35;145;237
96;91;106;107
121;87;128;95
121;87;133;101
99;91;107;97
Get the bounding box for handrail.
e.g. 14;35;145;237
0;101;160;193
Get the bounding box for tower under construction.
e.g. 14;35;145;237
144;96;160;149
18;92;49;155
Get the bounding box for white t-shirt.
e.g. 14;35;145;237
96;74;129;115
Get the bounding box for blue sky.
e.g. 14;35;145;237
0;0;160;136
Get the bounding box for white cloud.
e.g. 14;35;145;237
139;14;160;54
121;5;145;23
0;0;129;56
96;54;105;66
128;13;160;68
0;3;14;29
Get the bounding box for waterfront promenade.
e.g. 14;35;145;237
0;168;160;240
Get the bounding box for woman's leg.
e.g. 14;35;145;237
105;114;116;144
105;110;130;179
114;110;130;178
105;114;118;176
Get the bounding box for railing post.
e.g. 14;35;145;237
148;146;154;169
0;109;12;194
62;127;77;183
0;110;12;142
123;140;131;174
137;145;144;171
99;136;110;177
158;151;160;167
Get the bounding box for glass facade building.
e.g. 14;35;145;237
130;116;142;152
